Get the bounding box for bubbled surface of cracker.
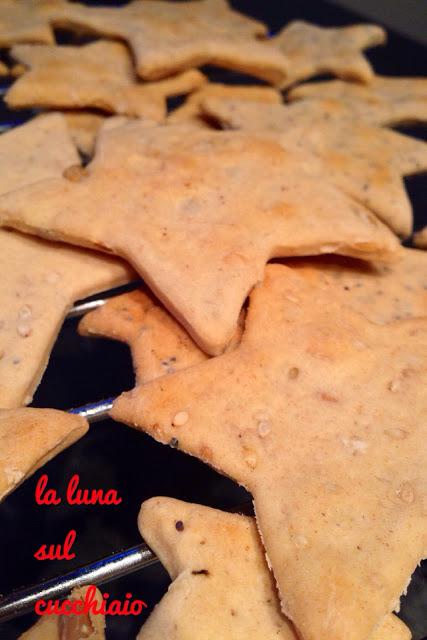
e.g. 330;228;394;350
47;0;288;84
7;41;207;118
0;408;88;502
19;585;105;639
0;124;399;355
288;76;427;126
112;264;427;640
0;0;64;47
204;97;427;237
272;20;386;88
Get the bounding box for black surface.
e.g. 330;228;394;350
0;1;426;638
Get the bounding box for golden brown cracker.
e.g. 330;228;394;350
137;497;306;640
137;498;410;640
7;41;207;118
49;0;288;84
204;97;427;237
0;114;134;407
0;60;8;76
0;112;78;194
79;289;210;384
19;585;105;639
79;288;244;383
0;229;134;408
112;264;427;640
0;0;62;47
288;75;427;126
168;82;282;128
272;20;386;88
0;123;399;355
0;408;88;502
414;226;427;249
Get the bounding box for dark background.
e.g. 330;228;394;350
0;1;426;638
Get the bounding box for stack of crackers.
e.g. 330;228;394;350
0;1;426;638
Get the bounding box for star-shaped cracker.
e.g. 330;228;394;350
204;97;427;236
168;82;282;128
51;0;289;84
137;497;296;639
79;288;244;383
0;408;88;502
271;20;386;89
0;0;64;47
137;498;410;640
20;586;105;639
0;123;399;355
0;228;134;408
287;246;427;324
288;76;427;126
0;115;134;407
112;264;427;640
414;226;427;249
7;41;207;118
79;289;210;385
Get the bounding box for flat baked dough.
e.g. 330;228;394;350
112;264;427;640
137;498;411;640
0;124;399;355
0;407;88;502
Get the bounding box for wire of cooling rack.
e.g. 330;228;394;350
0;544;157;623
